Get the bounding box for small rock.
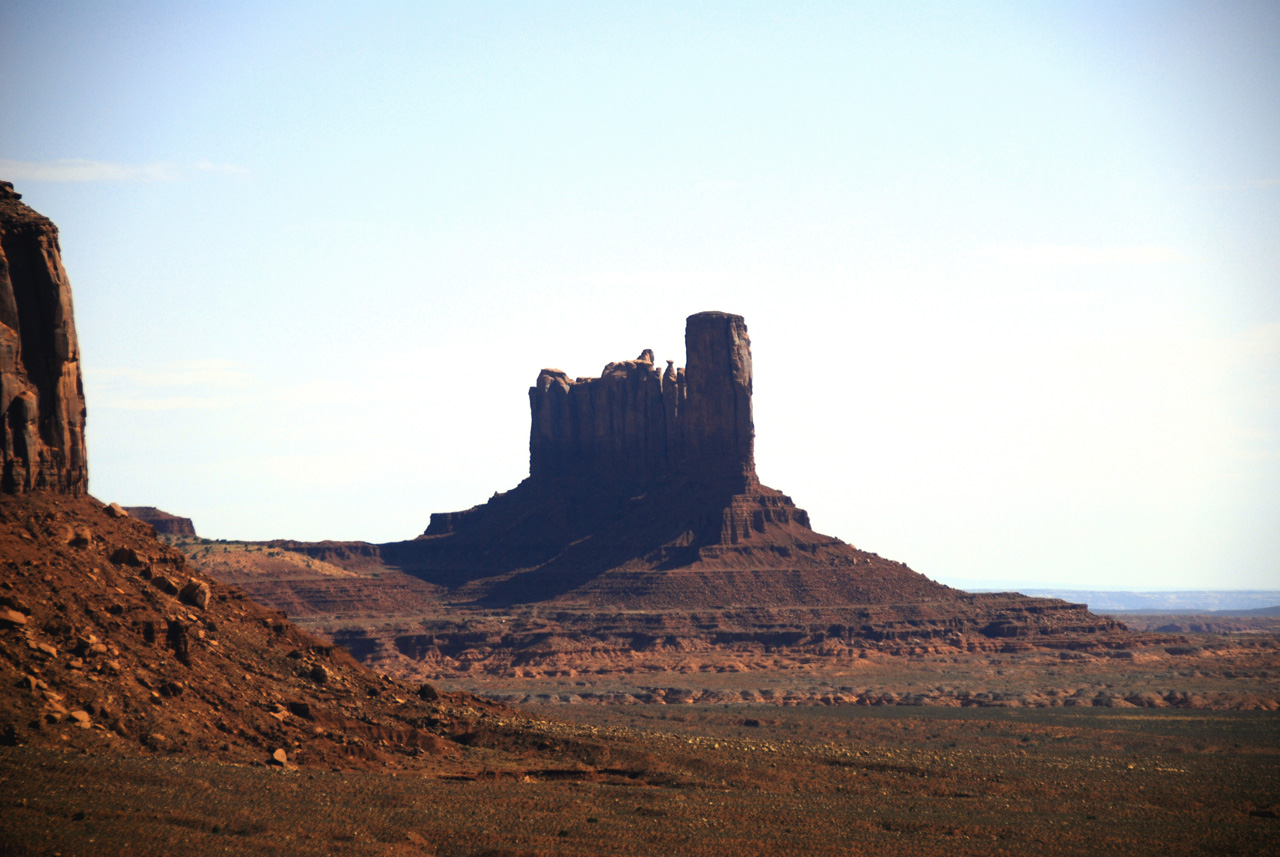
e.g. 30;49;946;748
0;595;32;615
110;546;143;567
37;642;57;657
106;503;129;518
152;574;179;595
287;701;313;719
270;748;288;766
416;683;440;701
166;620;190;664
70;527;92;547
310;664;329;684
69;710;91;729
178;578;211;610
0;608;27;628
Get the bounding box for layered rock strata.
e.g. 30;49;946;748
0;181;88;495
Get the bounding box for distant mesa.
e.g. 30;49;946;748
0;181;88;495
124;506;198;537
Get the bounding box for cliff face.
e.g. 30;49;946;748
0;181;88;495
528;311;755;492
681;311;755;486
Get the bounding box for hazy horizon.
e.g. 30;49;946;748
2;1;1276;590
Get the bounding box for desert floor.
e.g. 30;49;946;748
4;703;1277;856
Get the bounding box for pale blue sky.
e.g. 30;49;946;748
2;1;1276;589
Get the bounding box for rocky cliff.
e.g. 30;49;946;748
0;181;88;495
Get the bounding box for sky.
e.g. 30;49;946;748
2;1;1277;590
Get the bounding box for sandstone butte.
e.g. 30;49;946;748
277;310;1122;652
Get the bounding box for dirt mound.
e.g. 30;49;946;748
0;493;504;770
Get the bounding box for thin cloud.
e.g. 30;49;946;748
97;395;238;412
86;360;251;411
89;360;251;388
1179;178;1280;191
0;158;248;182
974;244;1185;266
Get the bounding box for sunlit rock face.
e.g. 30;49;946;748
0;181;88;495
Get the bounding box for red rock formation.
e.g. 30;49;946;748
391;311;957;607
124;506;198;536
681;311;755;488
206;310;1123;658
0;181;88;495
527;311;756;493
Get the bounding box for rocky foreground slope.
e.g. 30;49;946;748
0;493;509;768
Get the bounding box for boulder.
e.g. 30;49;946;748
179;578;211;610
0;607;26;628
109;546;143;567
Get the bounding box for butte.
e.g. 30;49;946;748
285;311;1118;651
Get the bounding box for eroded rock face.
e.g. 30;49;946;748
681;311;755;487
0;181;88;495
527;311;756;492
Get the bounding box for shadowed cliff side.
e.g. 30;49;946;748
0;181;88;495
